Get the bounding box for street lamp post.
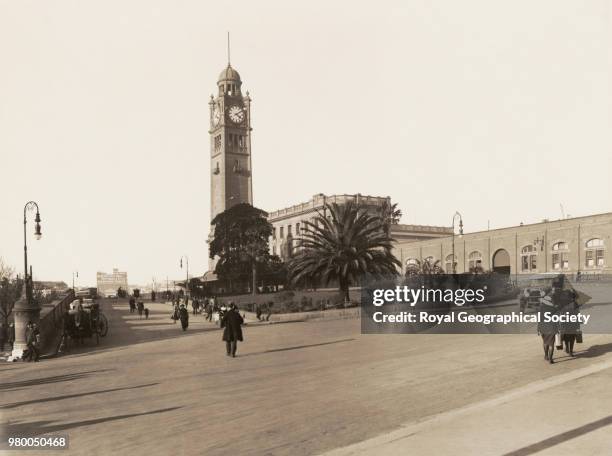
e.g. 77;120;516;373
11;201;42;360
72;271;78;291
451;211;464;274
180;256;189;300
23;201;42;287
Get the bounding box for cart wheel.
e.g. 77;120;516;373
99;314;109;337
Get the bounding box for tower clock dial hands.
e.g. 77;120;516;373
228;105;245;123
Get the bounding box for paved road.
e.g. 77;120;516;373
1;299;611;455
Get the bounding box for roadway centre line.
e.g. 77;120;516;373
320;356;612;456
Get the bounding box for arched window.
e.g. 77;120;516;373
445;254;456;273
521;245;537;272
552;242;569;270
585;238;605;268
468;251;483;271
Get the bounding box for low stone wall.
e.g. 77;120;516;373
218;288;361;314
38;291;74;352
243;306;361;323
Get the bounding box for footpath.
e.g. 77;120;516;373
322;354;612;456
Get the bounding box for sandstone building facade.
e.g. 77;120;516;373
267;193;451;261
394;212;612;277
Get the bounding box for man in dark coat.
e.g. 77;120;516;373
24;321;41;362
221;303;244;357
559;289;580;356
179;304;189;331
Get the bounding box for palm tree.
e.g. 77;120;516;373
288;202;401;303
378;201;402;235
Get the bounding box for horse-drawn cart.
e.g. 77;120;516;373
59;299;108;351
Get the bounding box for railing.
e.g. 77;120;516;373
267;194;391;219
38;291;74;351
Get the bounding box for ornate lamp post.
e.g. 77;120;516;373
23;201;42;282
451;211;463;274
11;201;42;359
180;256;189;300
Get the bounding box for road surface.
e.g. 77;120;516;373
1;298;611;455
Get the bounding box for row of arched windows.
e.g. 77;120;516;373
406;238;605;273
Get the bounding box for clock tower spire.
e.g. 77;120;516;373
208;59;253;268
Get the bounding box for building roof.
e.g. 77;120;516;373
218;65;241;83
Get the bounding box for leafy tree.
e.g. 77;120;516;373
209;203;273;294
0;258;23;326
405;257;445;276
288;202;401;302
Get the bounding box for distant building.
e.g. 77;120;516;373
267;193;452;261
97;268;128;297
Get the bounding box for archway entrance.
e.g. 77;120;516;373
492;249;511;275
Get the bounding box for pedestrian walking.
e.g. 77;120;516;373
144;308;150;320
537;294;559;364
137;301;144;319
129;297;136;314
265;302;273;322
24;321;41;362
559;289;580;357
171;303;179;323
179;304;189;331
221;302;244;357
8;322;15;351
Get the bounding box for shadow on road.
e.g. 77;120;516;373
575;342;612;358
1;406;183;441
54;300;220;358
241;338;355;357
0;383;158;409
502;414;612;456
0;369;115;392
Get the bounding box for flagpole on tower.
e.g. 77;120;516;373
227;31;231;65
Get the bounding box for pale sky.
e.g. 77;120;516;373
1;0;611;286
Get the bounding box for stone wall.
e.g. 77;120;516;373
38;291;74;351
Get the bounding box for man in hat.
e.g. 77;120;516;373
221;302;244;357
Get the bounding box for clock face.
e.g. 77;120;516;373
228;105;245;124
213;105;221;125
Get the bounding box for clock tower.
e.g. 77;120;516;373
208;63;253;269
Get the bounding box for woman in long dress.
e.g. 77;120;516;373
537;294;559;364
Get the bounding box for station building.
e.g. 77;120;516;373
394;212;612;278
267;193;452;261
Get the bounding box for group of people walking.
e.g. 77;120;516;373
167;295;244;356
537;276;582;364
129;297;149;320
